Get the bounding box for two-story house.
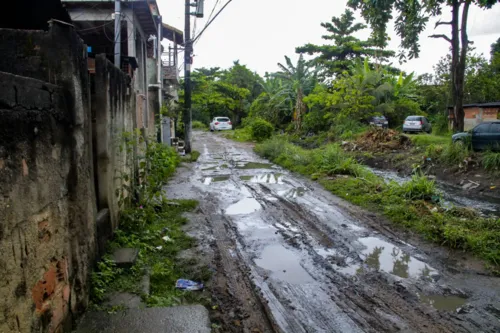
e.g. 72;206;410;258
62;0;182;142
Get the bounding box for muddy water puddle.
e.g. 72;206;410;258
203;176;230;185
225;197;262;215
240;173;283;183
337;237;437;279
255;244;314;284
279;187;307;198
418;294;468;311
236;162;274;169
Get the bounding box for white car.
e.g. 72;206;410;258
210;117;233;131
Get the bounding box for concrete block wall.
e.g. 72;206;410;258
0;23;96;333
93;54;136;238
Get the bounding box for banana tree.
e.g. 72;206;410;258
274;55;317;131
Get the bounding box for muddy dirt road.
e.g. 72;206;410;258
166;131;500;333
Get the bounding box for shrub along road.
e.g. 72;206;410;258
165;130;500;333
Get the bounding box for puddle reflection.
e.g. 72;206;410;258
203;176;230;185
240;173;283;184
225;198;261;215
357;237;437;278
418;294;467;311
279;187;306;198
236;162;274;170
255;245;314;284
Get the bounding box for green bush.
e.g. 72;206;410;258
192;120;207;130
482;151;500;171
250;118;274;141
254;136;287;160
223;127;252;142
328;119;367;141
315;144;370;178
391;175;438;201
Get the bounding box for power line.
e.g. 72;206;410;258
192;0;233;44
194;0;220;46
205;0;221;25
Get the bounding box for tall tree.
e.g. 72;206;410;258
222;61;263;101
348;0;499;132
274;55;317;131
296;9;395;77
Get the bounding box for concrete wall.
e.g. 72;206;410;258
93;55;136;241
0;23;96;333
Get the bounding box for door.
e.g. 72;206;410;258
487;123;500;150
471;123;491;150
423;117;431;132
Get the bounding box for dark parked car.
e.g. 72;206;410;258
403;116;432;134
368;116;389;128
452;121;500;151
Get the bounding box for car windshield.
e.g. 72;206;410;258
373;116;386;121
216;117;230;122
406;116;421;121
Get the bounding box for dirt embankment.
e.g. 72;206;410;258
343;128;500;200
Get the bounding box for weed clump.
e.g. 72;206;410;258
482;151;500;171
250;118;274;142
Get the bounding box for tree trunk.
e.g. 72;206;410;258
455;1;470;132
295;88;304;131
450;0;460;132
451;0;470;132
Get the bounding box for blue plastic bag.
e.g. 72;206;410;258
175;279;204;291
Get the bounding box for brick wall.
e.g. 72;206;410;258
0;23;96;333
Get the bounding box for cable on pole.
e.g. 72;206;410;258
192;0;233;44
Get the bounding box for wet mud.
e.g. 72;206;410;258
165;131;500;333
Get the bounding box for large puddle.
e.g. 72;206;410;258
338;237;437;279
225;197;262;215
236;162;274;170
418;294;468;311
203;176;230;185
255;244;314;284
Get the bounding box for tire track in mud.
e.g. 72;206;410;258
243;181;475;333
173;131;500;333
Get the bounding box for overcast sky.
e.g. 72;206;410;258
157;0;500;76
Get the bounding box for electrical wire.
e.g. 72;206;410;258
77;20;113;34
205;0;221;26
192;0;233;44
194;0;221;46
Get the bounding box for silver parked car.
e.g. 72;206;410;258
403;116;432;134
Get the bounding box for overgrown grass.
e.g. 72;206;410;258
410;133;451;147
192;120;208;130
182;150;200;162
328;119;368;141
91;199;210;308
482;151;500;171
255;137;500;269
222;127;252;142
425;141;471;165
91;141;211;309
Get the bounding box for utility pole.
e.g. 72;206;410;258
114;0;121;67
183;0;193;153
183;0;203;153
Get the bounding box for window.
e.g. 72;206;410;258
217;117;230;122
491;123;500;133
406;116;421;121
474;123;491;133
